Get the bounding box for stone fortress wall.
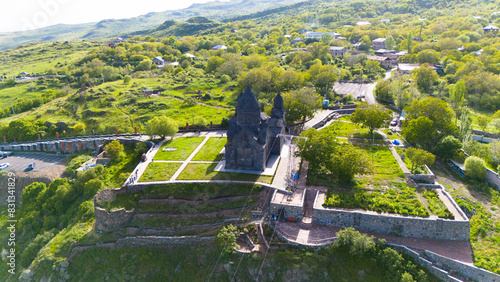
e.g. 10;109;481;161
0;134;144;154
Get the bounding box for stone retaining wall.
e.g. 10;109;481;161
0;135;147;155
95;207;135;232
388;244;462;282
409;165;436;184
313;206;469;241
269;190;305;221
424;250;500;282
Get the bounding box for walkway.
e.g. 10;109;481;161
170;136;210;181
275;221;474;263
303;110;334;130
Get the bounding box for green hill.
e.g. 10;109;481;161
0;0;306;51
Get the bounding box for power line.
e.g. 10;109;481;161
207;184;259;281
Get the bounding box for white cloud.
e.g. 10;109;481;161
0;0;215;33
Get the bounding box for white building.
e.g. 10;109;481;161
304;32;339;40
211;45;227;50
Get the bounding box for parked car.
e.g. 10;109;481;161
390;119;398;126
0;151;12;158
0;163;10;170
28;163;35;170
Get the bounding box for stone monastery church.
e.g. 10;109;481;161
225;86;286;171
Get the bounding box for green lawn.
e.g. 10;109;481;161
154;137;205;161
192;137;226;161
422;189;454;219
328;121;383;139
177;163;274;184
324;183;429;217
139;162;182;182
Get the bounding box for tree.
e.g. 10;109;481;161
298;127;370;183
283;88;322;124
350;103;392;134
359;35;372;51
459;107;472;143
214;224;238;257
102;66;118;82
327;143;371;183
449;80;466;124
385;35;395;50
403;97;457;150
309;64;339;97
123;75;132;84
320;33;334;45
416;50;440;64
104;140;124;161
73;123;86;134
146;116;178;139
464;156;487;180
407;32;412;53
402;116;435;150
435;136;462;160
477;115;490;132
412;64;438;94
136;59;152;71
405;148;435;173
205;56;226;73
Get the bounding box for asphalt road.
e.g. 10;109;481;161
0;152;67;172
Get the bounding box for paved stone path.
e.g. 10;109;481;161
276;221;473;263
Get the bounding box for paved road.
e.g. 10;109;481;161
333;82;371;99
0;152;67;172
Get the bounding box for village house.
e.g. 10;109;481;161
292;37;302;44
356;21;371;26
329;46;346;57
152;56;165;68
372;38;386;50
304;32;339;40
381;18;391;23
211;45;227;50
367;55;392;68
483;25;499;33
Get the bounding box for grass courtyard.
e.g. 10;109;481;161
139;162;182;182
192;137;226;161
177;163;274;184
154;137;205;161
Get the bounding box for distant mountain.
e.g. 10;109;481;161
0;0;306;51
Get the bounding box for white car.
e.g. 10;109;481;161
0;163;10;170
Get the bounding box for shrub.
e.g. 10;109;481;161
220;74;231;83
464;156;487;180
434;135;462;160
104;140;124;161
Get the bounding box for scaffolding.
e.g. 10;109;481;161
279;134;307;192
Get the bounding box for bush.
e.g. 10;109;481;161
465;156;487;180
220;74;231;84
104;140;124;161
435;135;462;160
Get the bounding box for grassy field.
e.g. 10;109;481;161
324;183;429;217
192;137;226;161
328;121;383;139
65;229;438;281
307;145;404;187
139;162;182;182
0;41;95;77
177;163;274;184
154;137;205;161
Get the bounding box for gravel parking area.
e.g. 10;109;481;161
0;152;67;172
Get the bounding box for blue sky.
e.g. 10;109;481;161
0;0;218;33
